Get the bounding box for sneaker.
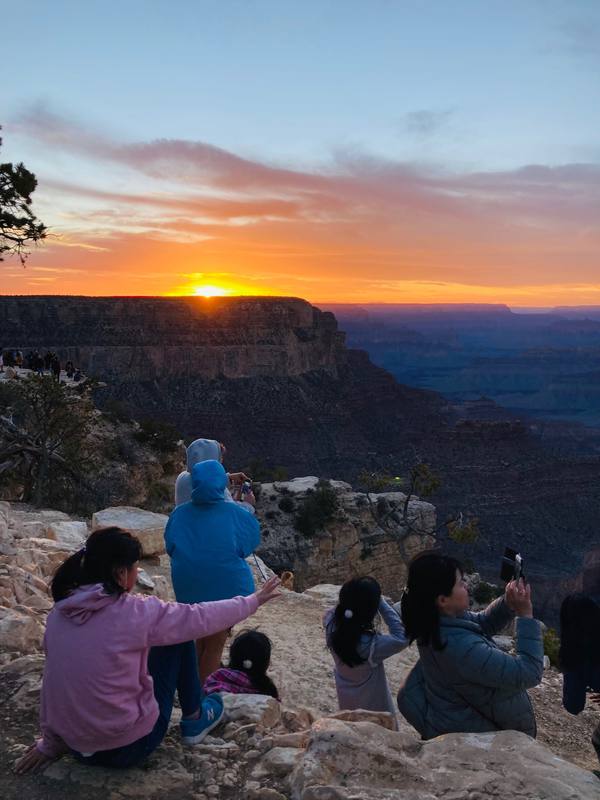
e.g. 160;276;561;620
180;694;225;745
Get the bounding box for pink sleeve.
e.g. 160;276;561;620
142;593;260;647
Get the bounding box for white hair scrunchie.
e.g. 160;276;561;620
243;659;253;669
344;609;354;619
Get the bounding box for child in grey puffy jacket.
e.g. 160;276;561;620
324;577;408;717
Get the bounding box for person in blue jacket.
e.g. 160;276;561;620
165;459;261;682
560;593;600;767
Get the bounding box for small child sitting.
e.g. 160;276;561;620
203;630;279;699
324;576;408;716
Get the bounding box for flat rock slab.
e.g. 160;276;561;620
92;507;168;556
291;718;600;800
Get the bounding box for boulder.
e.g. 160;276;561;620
252;746;303;779
92;506;168;556
302;584;341;607
46;520;88;549
0;606;44;654
223;693;281;729
290;719;599;800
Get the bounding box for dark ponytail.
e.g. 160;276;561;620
327;576;382;667
51;527;142;602
401;551;463;651
229;630;279;700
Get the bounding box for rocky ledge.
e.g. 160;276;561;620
1;502;599;800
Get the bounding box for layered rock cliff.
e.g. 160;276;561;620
0;296;344;379
2;295;600;615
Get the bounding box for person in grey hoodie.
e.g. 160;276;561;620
398;552;543;740
175;438;255;512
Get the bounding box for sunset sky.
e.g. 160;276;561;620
2;0;599;305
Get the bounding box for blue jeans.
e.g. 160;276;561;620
73;641;202;768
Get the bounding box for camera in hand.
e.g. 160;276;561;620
500;547;525;583
240;480;252;497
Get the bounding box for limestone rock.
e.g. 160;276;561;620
45;520;88;549
222;693;281;729
136;568;155;590
257;480;435;597
0;606;44;654
291;718;599;800
302;584;341;607
327;708;396;731
150;574;171;600
274;477;352;494
252;746;303;779
92;506;168;556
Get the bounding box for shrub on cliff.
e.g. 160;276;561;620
294;479;338;537
133;418;181;453
543;627;561;668
0;374;96;507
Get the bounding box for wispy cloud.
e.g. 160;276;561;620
558;18;600;58
401;109;453;138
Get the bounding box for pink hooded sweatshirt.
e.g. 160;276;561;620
36;584;258;757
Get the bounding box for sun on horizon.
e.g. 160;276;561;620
192;284;233;298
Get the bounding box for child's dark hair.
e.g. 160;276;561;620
51;527;142;602
327;576;382;667
229;630;279;699
559;593;600;672
401;552;463;651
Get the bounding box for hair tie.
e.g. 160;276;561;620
242;659;253;669
344;609;353;619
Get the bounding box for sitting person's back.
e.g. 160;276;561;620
324;576;408;716
559;593;600;764
204;630;279;699
398;552;543;740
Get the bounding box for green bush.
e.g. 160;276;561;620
472;581;502;605
278;496;295;513
102;399;132;424
543;627;560;668
294;481;338;537
133;419;181;452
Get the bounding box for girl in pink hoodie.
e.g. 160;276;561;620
15;527;280;774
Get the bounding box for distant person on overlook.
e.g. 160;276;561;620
398;552;543;739
51;356;61;382
166;460;261;683
175;438;255;512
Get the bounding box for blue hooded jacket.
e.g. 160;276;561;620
165;460;260;603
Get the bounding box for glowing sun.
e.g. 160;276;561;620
193;285;231;298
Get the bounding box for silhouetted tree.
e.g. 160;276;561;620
358;464;480;549
0;127;46;264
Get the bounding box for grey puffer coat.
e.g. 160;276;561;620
397;598;543;739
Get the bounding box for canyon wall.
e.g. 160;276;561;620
0;295;344;380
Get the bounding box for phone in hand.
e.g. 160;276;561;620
500;547;525;583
